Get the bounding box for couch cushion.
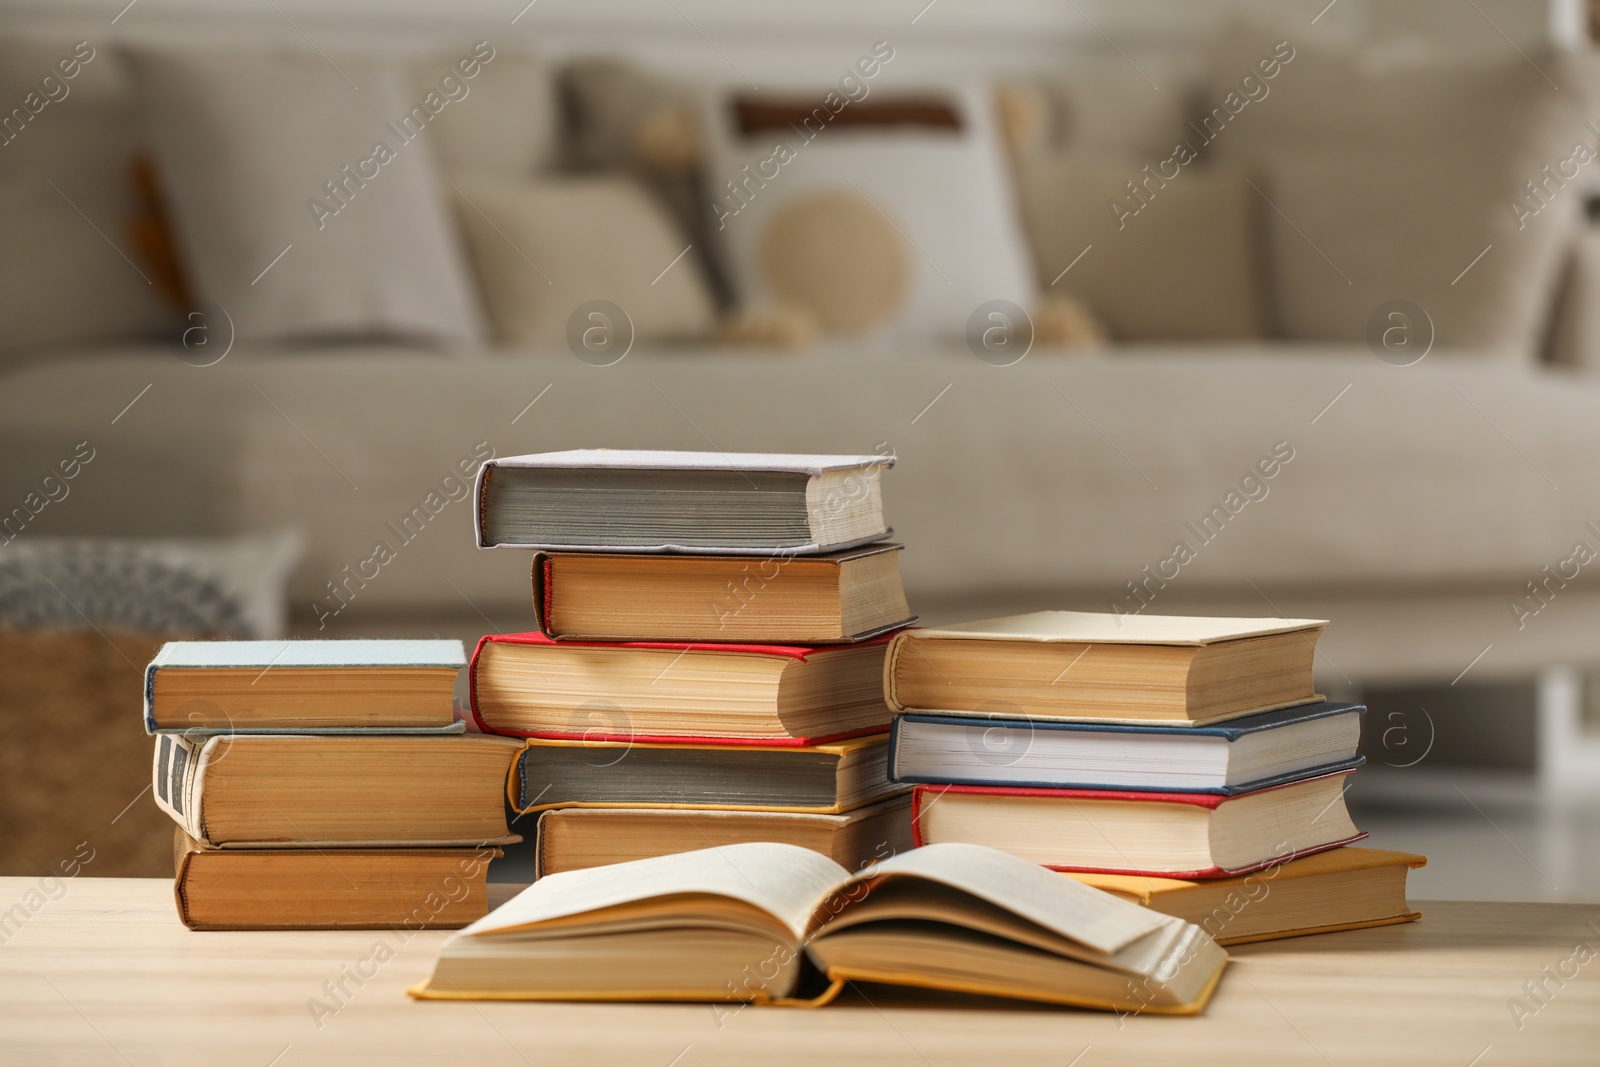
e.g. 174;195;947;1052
124;43;485;347
1201;30;1589;359
1015;154;1269;340
4;345;1596;618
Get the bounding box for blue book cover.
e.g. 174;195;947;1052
144;639;466;734
889;700;1365;795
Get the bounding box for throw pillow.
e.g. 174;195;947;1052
0;529;303;639
703;85;1036;340
124;43;485;346
1200;27;1589;357
1014;154;1270;340
559;58;727;304
407;45;559;179
0;35;175;358
1042;59;1199;158
450;174;718;349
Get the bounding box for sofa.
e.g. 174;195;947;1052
6;10;1600;716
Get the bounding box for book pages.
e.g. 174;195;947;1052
845;842;1169;955
465;842;851;941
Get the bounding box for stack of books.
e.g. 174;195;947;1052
469;449;918;874
145;639;522;930
885;611;1425;944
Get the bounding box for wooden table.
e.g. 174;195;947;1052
2;878;1597;1066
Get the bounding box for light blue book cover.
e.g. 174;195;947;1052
145;639;466;734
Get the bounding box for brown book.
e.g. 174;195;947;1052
152;733;522;848
910;772;1363;877
172;829;503;931
535;795;914;877
887;611;1328;726
532;545;914;643
1066;847;1425;945
143;639;463;731
471;633;892;744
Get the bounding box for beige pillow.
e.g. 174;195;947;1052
407;47;559;179
451;175;717;348
1043;61;1197;158
1015;154;1269;341
1202;29;1590;357
1248;150;1570;357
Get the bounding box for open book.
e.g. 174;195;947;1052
410;842;1226;1014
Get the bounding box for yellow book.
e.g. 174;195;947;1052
885;610;1328;726
411;841;1227;1014
1066;847;1425;945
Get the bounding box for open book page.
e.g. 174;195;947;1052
911;611;1326;645
810;879;1198;978
824;843;1170;956
464;843;850;941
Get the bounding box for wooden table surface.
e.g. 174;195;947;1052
1;878;1597;1066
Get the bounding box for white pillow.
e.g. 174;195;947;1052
124;44;485;346
450;175;717;348
703;85;1035;340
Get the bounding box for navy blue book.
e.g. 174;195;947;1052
888;701;1364;795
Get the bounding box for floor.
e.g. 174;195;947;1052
1348;767;1600;902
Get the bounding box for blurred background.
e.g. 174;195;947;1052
3;0;1600;901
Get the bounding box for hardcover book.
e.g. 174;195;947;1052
471;632;893;745
410;841;1227;1013
512;734;906;815
886;611;1328;727
152;732;522;848
172;830;503;931
534;795;915;877
889;702;1365;794
531;544;914;642
1065;847;1425;945
909;771;1364;877
144;639;465;733
473;449;893;553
